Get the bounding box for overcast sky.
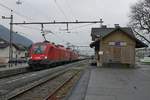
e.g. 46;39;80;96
0;0;138;54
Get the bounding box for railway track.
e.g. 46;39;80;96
45;69;81;100
10;68;83;100
0;60;88;100
0;60;82;79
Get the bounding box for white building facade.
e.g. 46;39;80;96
0;38;27;64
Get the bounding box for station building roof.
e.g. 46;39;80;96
90;27;148;48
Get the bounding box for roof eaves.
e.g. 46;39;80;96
135;38;148;48
90;38;100;48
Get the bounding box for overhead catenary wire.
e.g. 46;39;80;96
65;0;76;21
20;0;51;21
15;22;96;46
15;24;72;44
0;1;65;23
0;1;100;33
0;1;97;53
69;23;96;30
54;0;68;21
0;2;96;40
16;24;92;52
0;2;33;21
15;23;91;52
15;25;41;31
0;3;12;11
0;1;71;43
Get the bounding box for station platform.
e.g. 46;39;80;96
67;63;150;100
0;63;28;78
0;63;28;70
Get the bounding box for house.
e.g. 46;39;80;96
90;25;148;67
0;38;27;64
0;24;33;64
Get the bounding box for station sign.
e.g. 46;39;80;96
108;41;127;47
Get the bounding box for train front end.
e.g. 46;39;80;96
28;43;50;69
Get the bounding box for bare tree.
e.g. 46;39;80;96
129;0;150;44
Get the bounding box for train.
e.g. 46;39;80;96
28;41;79;70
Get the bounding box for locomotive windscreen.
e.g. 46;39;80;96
32;44;46;54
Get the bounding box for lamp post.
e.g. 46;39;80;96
2;10;13;67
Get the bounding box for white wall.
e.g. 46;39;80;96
0;46;26;63
0;47;9;63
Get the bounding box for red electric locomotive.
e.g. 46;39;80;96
28;41;79;70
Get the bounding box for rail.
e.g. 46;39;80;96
45;71;80;100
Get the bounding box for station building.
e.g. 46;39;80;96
90;25;148;67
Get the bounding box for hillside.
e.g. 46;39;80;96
0;25;33;47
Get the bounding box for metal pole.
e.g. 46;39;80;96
100;19;103;27
99;36;102;67
9;10;13;67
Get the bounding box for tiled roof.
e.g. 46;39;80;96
91;27;135;41
91;27;148;48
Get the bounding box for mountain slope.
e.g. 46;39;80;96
0;25;33;47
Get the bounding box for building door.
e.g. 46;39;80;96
112;47;121;62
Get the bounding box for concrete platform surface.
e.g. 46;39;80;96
67;63;150;100
85;65;150;100
0;63;28;71
0;64;28;78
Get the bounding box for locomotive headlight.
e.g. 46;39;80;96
44;56;48;59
